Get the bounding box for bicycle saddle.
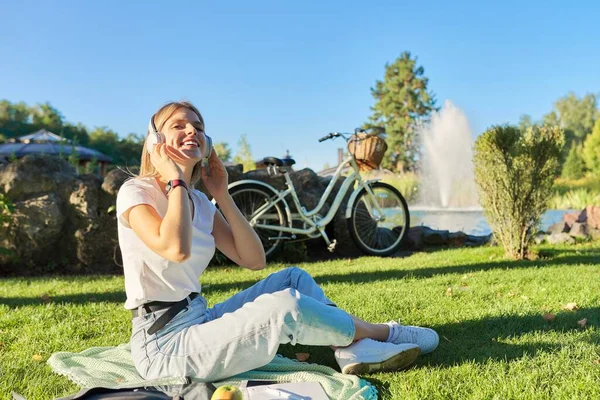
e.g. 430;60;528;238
262;157;296;167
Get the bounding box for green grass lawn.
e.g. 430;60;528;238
1;243;599;399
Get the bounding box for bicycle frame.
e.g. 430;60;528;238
247;155;385;238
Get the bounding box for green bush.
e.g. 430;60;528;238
561;144;586;180
364;171;419;203
474;125;564;259
548;188;600;209
552;176;600;195
582;119;600;174
0;192;15;257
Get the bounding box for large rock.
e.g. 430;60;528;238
569;222;588;238
448;231;468;246
465;234;492;247
578;206;600;229
563;211;580;228
546;232;575;245
423;228;450;245
546;221;569;235
1;194;64;268
70;174;102;218
101;167;137;195
589;228;600;241
405;226;425;250
0;156;123;274
0;154;77;201
533;232;547;245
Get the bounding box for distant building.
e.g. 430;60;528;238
0;129;112;175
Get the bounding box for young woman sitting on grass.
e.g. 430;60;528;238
116;101;439;382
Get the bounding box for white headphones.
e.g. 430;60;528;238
146;116;165;153
146;115;213;163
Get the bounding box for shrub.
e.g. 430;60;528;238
0;193;15;257
364;170;419;203
561;144;586;180
548;188;600;209
473;125;564;259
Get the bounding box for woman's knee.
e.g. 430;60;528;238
286;266;310;280
260;288;302;313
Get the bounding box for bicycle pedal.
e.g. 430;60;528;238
327;239;337;252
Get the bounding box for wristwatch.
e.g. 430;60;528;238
165;179;188;196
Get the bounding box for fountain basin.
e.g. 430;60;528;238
410;208;575;236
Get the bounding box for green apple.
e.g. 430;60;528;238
211;385;243;400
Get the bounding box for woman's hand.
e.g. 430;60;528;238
202;151;229;201
149;143;184;181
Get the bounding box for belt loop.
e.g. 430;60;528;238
137;304;146;319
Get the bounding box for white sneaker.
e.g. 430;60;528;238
386;320;439;354
334;338;420;375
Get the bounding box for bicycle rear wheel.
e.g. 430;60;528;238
228;183;288;260
347;182;410;256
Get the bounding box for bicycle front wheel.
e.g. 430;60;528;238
228;183;288;260
347;182;410;256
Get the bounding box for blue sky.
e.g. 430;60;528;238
2;1;599;171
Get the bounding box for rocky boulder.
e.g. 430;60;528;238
536;206;600;244
578;206;600;230
0;154;77;201
0;154;501;274
0;155;120;274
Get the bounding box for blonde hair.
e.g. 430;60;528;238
139;101;205;186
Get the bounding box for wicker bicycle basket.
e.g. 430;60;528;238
347;133;388;171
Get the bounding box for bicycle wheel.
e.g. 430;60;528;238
347;182;410;256
228;183;288;260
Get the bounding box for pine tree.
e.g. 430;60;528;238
365;52;437;172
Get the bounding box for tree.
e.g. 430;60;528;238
582;119;600;175
542;110;560;127
89;126;120;160
62;122;90;146
518;114;536;131
114;133;144;167
32;102;64;132
233;134;255;172
0;100;31;125
561;144;586;180
364;52;437;172
0;100;34;138
543;93;599;147
213;142;232;162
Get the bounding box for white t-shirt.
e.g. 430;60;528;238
116;177;217;309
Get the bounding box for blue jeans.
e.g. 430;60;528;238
130;267;356;382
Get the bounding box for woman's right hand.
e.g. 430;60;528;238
149;143;184;181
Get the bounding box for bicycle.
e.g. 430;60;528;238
223;130;410;259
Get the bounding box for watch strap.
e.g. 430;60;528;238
166;179;188;195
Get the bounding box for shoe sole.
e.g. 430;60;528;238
341;346;421;375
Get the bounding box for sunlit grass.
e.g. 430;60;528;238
1;243;599;399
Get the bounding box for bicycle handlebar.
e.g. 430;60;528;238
318;129;375;143
318;133;334;142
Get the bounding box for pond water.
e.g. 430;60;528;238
410;208;574;236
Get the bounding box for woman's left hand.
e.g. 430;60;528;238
201;151;229;201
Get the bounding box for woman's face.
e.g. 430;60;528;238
160;107;206;163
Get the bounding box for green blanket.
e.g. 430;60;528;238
48;344;378;400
